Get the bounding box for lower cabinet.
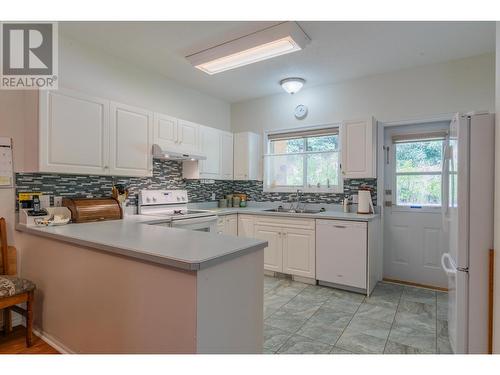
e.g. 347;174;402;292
217;214;238;236
252;217;315;279
237;215;255;238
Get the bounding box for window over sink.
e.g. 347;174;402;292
263;126;342;193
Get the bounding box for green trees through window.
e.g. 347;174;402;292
395;140;443;206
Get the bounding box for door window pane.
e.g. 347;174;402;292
395;140;443;173
396;174;442;206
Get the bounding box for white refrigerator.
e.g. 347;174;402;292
440;112;494;354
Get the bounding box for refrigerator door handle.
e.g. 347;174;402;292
441;253;457;275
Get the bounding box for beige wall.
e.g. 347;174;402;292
19;231;198;353
231;53;495;133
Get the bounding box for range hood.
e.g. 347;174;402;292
152;144;207;161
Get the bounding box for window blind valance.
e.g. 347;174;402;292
268;127;339;141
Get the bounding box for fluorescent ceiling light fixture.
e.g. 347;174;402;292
280;77;305;94
186;22;310;75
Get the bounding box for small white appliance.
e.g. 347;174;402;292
138;189;217;232
357;190;374;214
440;112;494;353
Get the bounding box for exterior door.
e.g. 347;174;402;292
254;225;282;272
383;122;450;288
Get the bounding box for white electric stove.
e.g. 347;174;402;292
138;189;217;232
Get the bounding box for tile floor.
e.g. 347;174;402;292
263;276;452;354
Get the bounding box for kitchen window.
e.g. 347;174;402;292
393;133;447;207
263;126;342;193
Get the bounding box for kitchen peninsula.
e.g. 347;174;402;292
16;216;267;354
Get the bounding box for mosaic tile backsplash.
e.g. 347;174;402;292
15;160;377;207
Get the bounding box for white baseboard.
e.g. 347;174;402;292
32;327;74;354
13;319;73;354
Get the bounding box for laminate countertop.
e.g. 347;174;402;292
200;206;379;222
16;215;267;271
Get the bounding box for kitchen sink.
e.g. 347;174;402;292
262;208;323;214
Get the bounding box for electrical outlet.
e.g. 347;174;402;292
54;196;62;207
211;193;216;200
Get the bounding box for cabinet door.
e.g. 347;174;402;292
199;126;221;179
316;220;367;289
109;102;153;177
233;133;249;180
39;89;109;174
220;132;233;180
341;118;376;179
283;228;315;278
223;215;238;236
154;113;178;152
177;119;199;153
254;225;282;272
238;215;255;238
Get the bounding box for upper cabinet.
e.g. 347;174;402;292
341;117;377;179
234;132;261;180
220;131;233;180
199;125;221;179
37;89;153;177
109;102;153;177
153;115;200;154
39;89;110;175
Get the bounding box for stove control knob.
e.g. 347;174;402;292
146;197;151;203
177;196;181;201
181;197;186;201
152;197;157;202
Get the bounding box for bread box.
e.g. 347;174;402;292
62;197;123;223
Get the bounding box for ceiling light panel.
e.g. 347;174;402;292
186;22;310;75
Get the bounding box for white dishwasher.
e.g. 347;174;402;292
316;219;367;290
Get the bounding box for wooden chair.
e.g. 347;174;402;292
0;217;35;347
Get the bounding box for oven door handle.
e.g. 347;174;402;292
171;216;218;226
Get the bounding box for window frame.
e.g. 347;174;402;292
263;124;343;194
391;136;446;212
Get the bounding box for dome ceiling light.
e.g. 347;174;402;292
280;77;305;94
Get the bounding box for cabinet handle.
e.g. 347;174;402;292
334;225;347;229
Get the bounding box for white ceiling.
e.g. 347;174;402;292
60;21;495;103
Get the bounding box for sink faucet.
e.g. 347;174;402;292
295;189;303;211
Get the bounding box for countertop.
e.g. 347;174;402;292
203;206;379;222
16;215;267;271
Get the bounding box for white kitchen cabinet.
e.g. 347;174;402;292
341;117;376;179
237;215;255;238
217;214;238;236
38;89;110;175
224;214;238;235
254;224;283;273
233;132;261;180
154;115;199;154
220;131;234;180
316;220;367;289
109;102;153;177
177;119;200;153
199;125;221;179
282;228;316;278
252;216;315;278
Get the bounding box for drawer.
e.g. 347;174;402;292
316;219;367;229
255;215;315;230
